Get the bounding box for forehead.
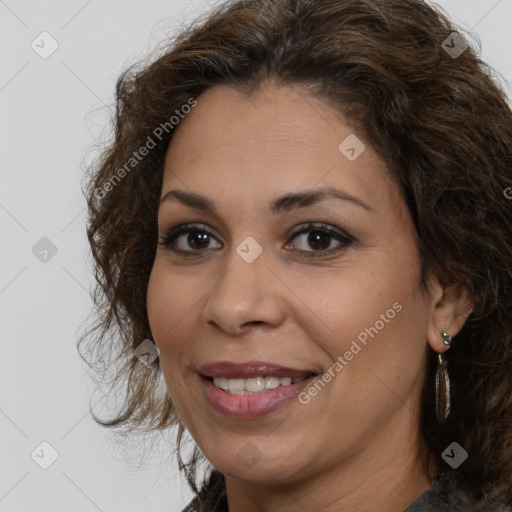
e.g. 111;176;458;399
161;83;402;218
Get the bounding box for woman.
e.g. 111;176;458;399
80;0;512;510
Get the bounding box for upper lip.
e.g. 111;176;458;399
198;361;319;379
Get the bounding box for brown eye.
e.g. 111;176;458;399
158;222;353;257
182;231;212;250
158;224;222;253
287;223;354;255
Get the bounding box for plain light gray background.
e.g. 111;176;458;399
1;1;511;511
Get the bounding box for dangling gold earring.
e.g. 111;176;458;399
436;331;452;423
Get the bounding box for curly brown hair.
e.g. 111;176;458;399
79;0;512;509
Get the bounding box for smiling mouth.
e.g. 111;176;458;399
205;374;317;395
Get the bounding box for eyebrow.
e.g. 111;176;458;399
159;186;372;214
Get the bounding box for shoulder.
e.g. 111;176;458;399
178;493;227;512
179;473;512;512
178;470;228;512
406;474;512;512
179;503;197;512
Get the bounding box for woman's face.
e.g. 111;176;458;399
147;83;438;484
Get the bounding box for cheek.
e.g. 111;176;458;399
146;261;207;387
146;263;189;369
317;273;427;412
146;268;189;411
147;261;195;339
292;247;426;388
293;264;413;354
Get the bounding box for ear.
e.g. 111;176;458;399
425;275;474;352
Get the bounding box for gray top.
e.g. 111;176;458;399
403;473;511;511
179;473;512;511
404;474;469;511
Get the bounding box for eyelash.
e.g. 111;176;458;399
157;222;354;257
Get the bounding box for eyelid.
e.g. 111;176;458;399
288;222;352;241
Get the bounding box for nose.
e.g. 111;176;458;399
201;244;286;335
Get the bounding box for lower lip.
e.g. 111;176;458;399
200;375;317;419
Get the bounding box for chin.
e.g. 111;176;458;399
206;444;313;484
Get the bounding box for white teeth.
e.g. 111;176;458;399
212;375;307;394
265;376;280;389
245;376;265;392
